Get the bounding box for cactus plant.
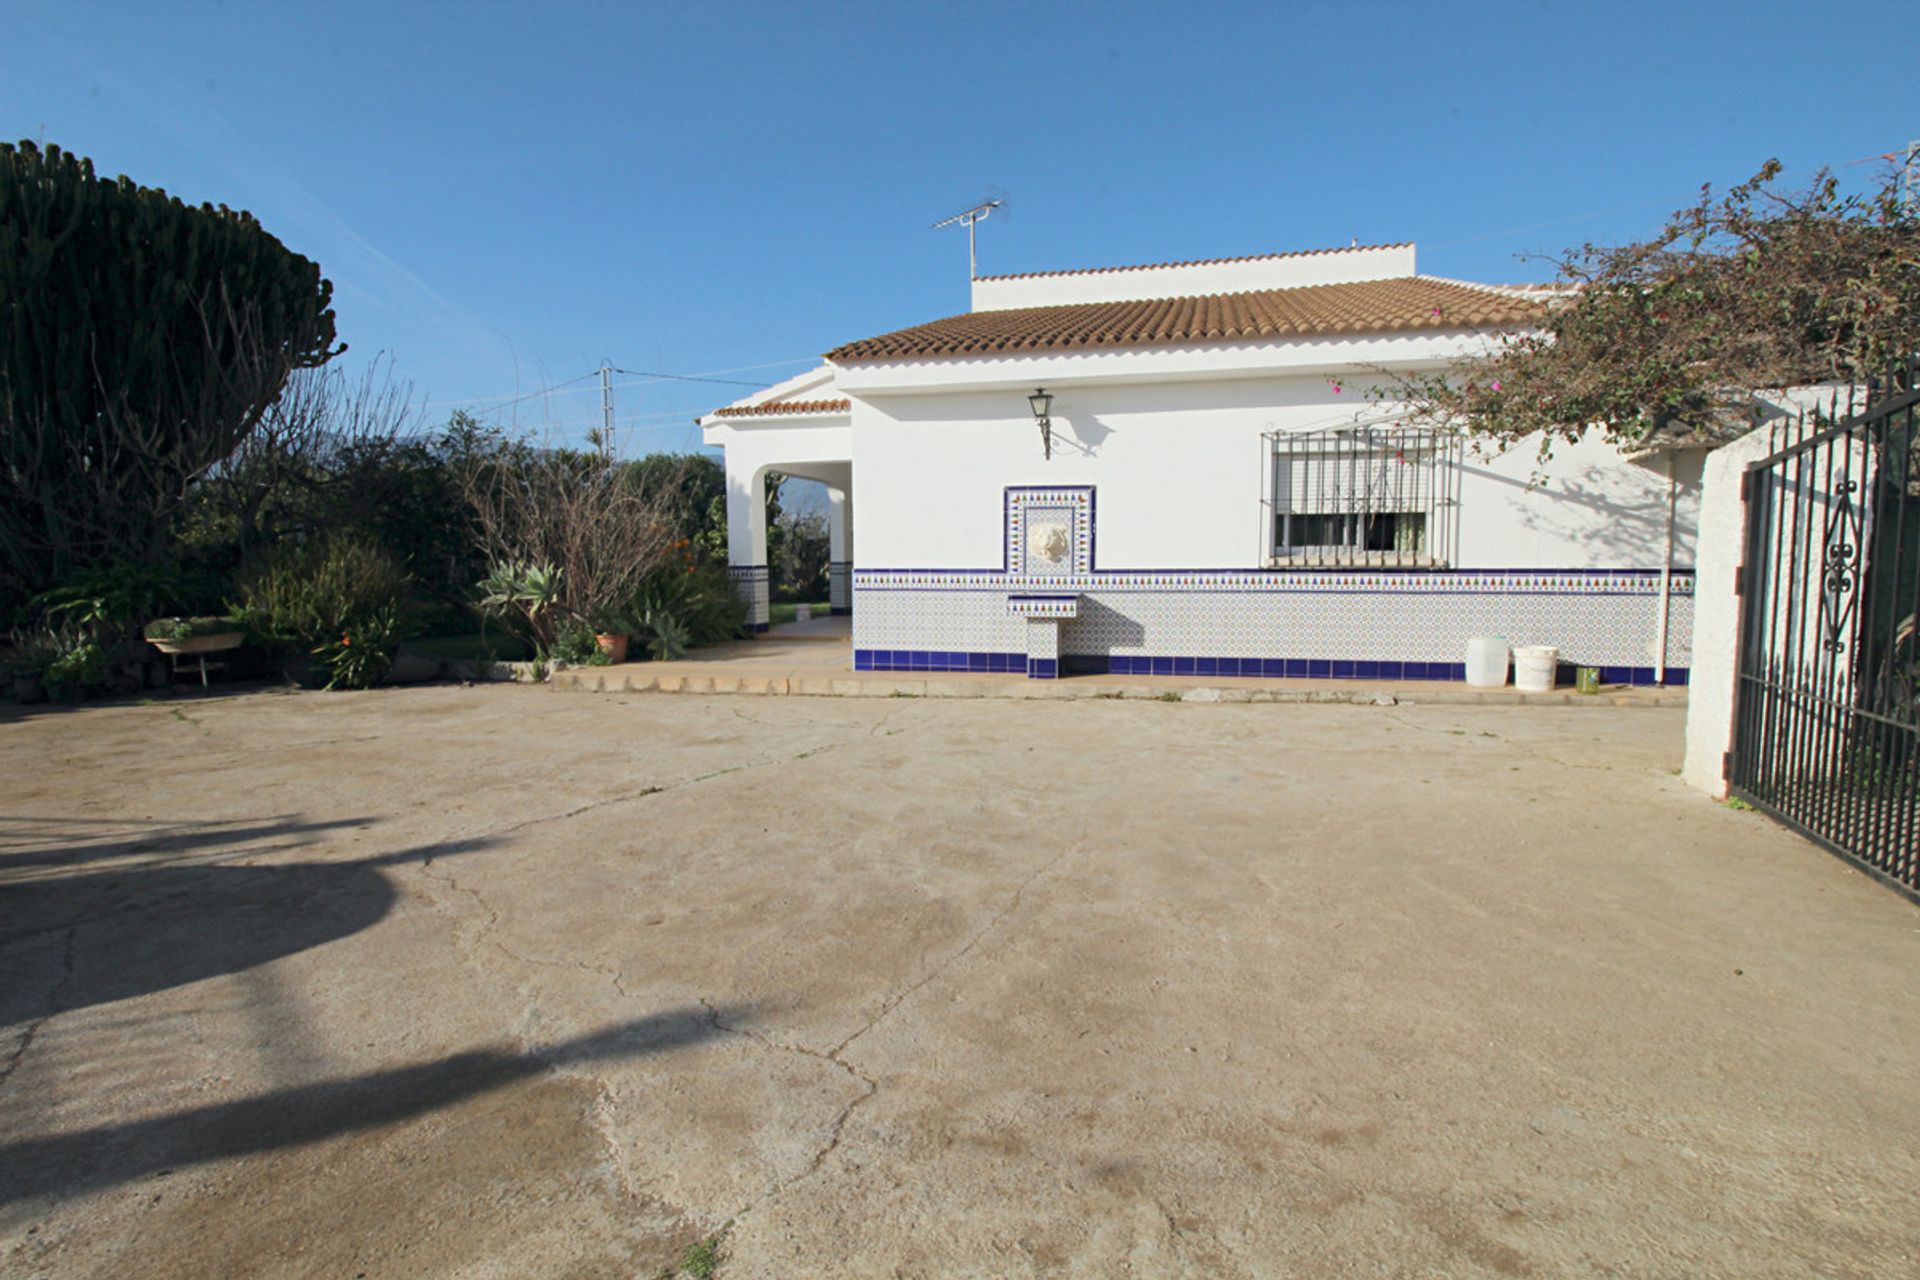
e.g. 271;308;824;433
0;139;340;604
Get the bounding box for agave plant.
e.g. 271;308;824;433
635;606;692;662
476;560;564;650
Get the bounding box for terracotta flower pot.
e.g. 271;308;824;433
594;633;629;664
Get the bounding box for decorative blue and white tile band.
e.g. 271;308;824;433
1007;594;1080;619
855;568;1695;596
852;570;1694;675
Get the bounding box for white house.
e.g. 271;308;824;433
700;242;1704;684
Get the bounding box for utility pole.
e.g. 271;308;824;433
598;362;614;458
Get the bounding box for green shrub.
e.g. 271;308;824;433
236;534;413;687
623;563;746;661
34;563;214;636
45;637;108;690
5;626;68;681
10;623;111;691
306;604;407;689
550;617;610;666
632;606;692;662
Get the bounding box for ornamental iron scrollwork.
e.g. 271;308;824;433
1819;471;1862;656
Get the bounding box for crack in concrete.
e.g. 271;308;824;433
697;995;877;1229
831;834;1081;1061
408;735;1074;1256
419;738;852;862
403;736;869;1245
410;856;702;1234
707;829;1087;1233
0;924;76;1089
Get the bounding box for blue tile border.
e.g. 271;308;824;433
858;648;1689;686
854;648;1026;674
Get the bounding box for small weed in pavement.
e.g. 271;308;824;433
679;1236;723;1278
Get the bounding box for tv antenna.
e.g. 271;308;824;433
932;190;1007;279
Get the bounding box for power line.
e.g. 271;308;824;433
418;355;819;413
609;366;773;388
1426;197;1677;252
417;370;598;412
507;408;706;431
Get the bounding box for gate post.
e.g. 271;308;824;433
1682;425;1777;797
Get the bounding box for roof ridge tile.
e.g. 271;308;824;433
972;242;1415;282
712;397;851;418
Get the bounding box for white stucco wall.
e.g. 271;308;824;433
1682;425;1775;797
1456;436;1704;570
970;244;1417;312
850;375;1698;575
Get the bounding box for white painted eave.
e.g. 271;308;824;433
699;408;852;448
697;362;840;428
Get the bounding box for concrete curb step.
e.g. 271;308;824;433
546;666;1686;708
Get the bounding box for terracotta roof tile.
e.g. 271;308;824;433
711;397;851;418
973;243;1414;282
825;277;1545;363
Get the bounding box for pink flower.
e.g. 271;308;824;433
1491;380;1502;392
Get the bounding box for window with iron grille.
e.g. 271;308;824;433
1264;425;1459;567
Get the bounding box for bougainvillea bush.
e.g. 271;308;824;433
1391;162;1920;454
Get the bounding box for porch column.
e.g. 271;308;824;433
726;465;771;633
828;487;852;616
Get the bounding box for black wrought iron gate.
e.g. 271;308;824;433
1729;382;1920;897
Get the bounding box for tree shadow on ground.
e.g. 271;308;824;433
0;826;495;1025
0;813;375;873
0;1007;734;1206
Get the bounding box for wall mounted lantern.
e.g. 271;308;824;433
1029;388;1054;460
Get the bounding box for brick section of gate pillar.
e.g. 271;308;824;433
1682;422;1790;798
729;565;771;634
828;561;852;615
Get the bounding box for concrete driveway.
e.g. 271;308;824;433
1;688;1916;1278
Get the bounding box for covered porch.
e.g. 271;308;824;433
723;458;853;633
697;365;854;636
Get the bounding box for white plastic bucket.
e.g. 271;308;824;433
1513;645;1559;693
1466;636;1509;688
794;604;813;623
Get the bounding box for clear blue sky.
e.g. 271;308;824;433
8;1;1917;456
